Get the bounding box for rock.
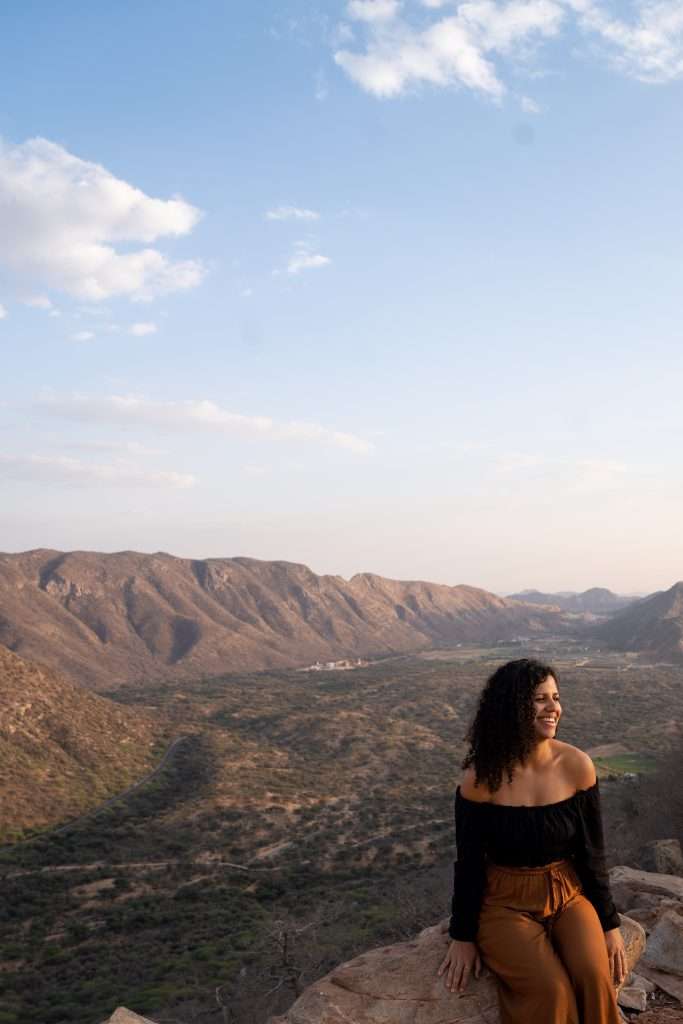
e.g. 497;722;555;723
631;973;657;993
267;916;645;1024
624;899;683;935
640;841;683;877
610;867;683;912
104;1010;160;1024
642;911;683;977
636;964;683;1007
617;985;648;1011
625;906;659;932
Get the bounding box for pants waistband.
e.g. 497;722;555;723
487;858;571;876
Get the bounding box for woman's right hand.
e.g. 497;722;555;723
437;938;482;993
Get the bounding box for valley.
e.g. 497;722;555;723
1;647;681;1024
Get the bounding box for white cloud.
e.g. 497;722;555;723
335;0;683;99
71;330;95;342
0;453;195;488
335;2;564;98
0;137;204;302
568;0;683;83
63;439;166;456
0;304;6;320
520;94;542;112
266;205;320;221
347;0;401;22
287;240;332;274
37;393;373;454
493;451;633;494
130;322;158;336
23;295;53;309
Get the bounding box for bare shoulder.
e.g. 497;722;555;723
554;741;597;790
459;765;492;802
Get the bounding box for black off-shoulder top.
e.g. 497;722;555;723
448;779;620;941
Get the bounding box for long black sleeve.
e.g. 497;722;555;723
448;790;487;941
571;780;620;932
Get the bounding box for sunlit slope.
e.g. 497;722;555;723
0;644;165;840
0;549;566;690
594;581;683;664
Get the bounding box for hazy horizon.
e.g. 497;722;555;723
2;1;682;596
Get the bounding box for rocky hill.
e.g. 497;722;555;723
0;644;165;839
508;586;636;615
593;582;683;664
0;548;567;690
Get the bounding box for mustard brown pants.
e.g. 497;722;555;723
475;858;621;1024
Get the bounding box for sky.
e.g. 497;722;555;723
1;0;682;596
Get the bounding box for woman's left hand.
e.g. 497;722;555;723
604;927;627;987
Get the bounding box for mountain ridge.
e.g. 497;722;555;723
0;548;562;690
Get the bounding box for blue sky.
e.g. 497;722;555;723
1;0;682;594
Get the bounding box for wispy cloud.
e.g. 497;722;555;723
568;0;683;84
334;0;683;100
0;304;6;320
37;393;374;454
335;1;565;99
347;0;402;23
130;322;158;336
71;330;95;342
493;450;634;494
520;94;542;113
0;453;195;488
266;205;320;221
22;295;53;310
287;240;332;274
0;137;205;302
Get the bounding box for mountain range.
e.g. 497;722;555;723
1;549;682;690
508;587;636;615
0;548;567;690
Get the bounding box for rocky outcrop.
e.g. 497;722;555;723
267;915;644;1024
640;841;683;878
103;1010;158;1024
104;860;683;1024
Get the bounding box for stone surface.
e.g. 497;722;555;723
641;841;683;878
631;973;657;994
610;867;683;912
618;985;648;1011
105;1010;159;1024
637;965;683;1007
267;916;645;1024
642;911;683;977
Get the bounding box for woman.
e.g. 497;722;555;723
437;658;627;1024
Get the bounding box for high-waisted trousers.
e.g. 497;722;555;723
475;858;621;1024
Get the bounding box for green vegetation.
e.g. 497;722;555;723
1;649;682;1024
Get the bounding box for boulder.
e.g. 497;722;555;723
636;964;683;1007
267;916;645;1024
642;911;683;977
624;899;683;934
610;866;683;912
640;841;683;877
104;1010;160;1024
617;985;648;1012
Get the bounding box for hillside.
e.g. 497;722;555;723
508;587;635;615
0;549;567;690
0;644;167;840
593;582;683;664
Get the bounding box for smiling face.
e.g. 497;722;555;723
531;674;561;742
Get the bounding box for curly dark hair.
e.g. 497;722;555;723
461;658;559;794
